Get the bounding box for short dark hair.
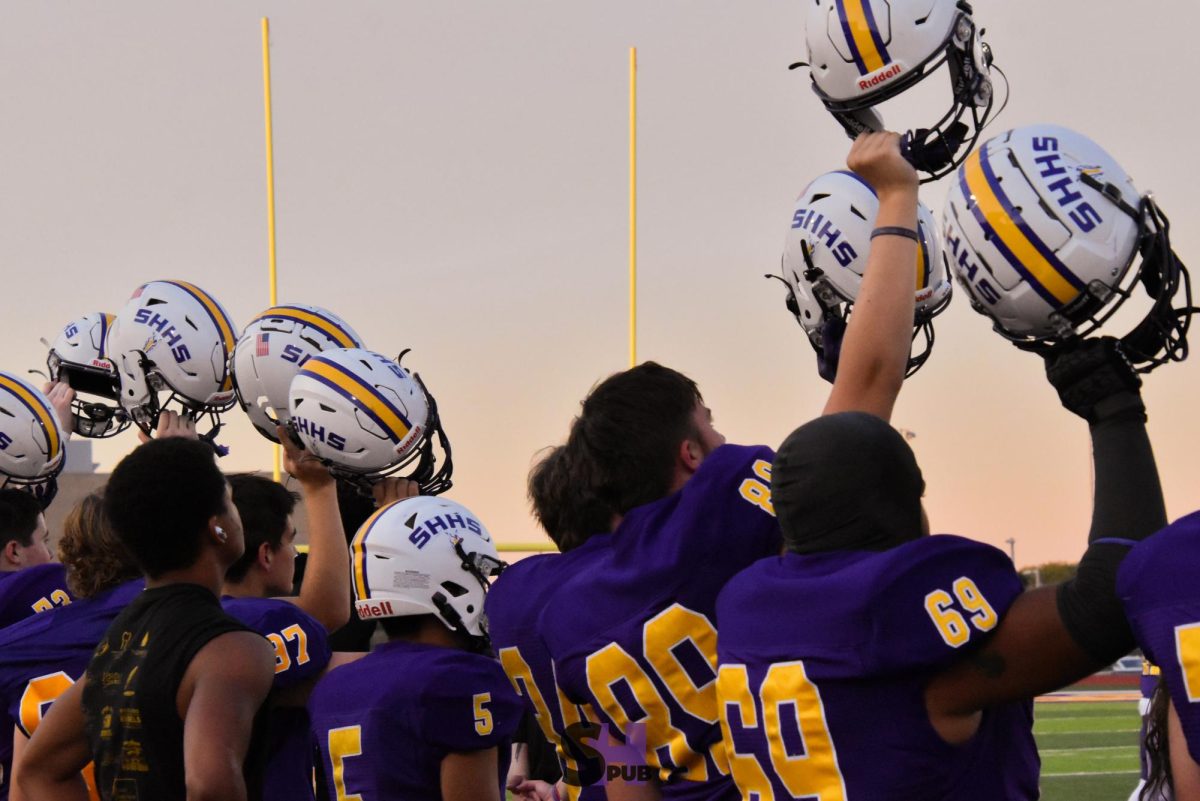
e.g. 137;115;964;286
104;439;229;578
529;362;702;551
225;474;298;583
0;489;42;549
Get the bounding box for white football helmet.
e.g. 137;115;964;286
106;281;240;439
45;313;130;438
943;125;1194;371
288;348;453;494
0;372;66;497
775;170;951;378
801;0;997;181
349;496;505;648
231;305;364;443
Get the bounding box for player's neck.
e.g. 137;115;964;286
389;618;464;650
145;553;227;597
221;574;267;600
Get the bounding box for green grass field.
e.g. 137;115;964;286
1036;699;1142;800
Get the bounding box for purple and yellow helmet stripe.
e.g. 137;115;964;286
0;374;61;462
916;224;931;292
298;356;414;444
960;146;1087;308
835;0;891;76
162;281;238;390
254;306;359;349
98;313;115;361
351;501;397;601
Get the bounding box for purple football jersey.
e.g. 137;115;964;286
0;563;73;630
1119;511;1200;765
539;444;780;800
487;551;607;801
223;597;331;801
309;640;524;801
716;535;1036;800
0;579;142;801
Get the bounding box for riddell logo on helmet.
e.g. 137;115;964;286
356;600;394;619
859;64;902;91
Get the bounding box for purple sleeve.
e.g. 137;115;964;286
225;599;332;689
0;564;73;629
420;656;525;753
863;536;1024;676
685;444;781;561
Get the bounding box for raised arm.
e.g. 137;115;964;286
15;679;90;801
277;428;350;632
822;132;919;423
181;630;275;801
926;338;1164;739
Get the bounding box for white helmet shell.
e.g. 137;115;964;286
46;313;128;438
804;0;995;179
942;125;1142;342
350;496;504;640
232;305;364;442
0;372;65;487
288;348;429;475
107;281;240;431
780;170;950;374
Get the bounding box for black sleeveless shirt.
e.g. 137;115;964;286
82;583;265;801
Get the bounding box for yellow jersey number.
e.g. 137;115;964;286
738;460;775;516
584;603;729;784
716;661;847;801
31;589;71;613
18;671;101;801
327;725;364;801
265;623;311;674
924;577;998;648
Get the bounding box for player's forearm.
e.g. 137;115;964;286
823;189;918;422
295;482;350;632
1088;413;1165;543
186;771;248;801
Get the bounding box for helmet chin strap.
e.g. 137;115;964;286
900;122;969;175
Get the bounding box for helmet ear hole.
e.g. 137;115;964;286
440;581;469;598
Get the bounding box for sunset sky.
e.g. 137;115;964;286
3;0;1197;567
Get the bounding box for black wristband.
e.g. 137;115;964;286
870;226;919;242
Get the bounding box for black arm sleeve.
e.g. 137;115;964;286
1057;393;1166;664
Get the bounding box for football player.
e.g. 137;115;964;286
18;436;276;801
1119;513;1200;799
309;496;523;801
517;131;928;800
13;419;357;801
0;380;77;629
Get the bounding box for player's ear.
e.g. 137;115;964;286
678;436;704;474
2;539;20;567
257;541;274;570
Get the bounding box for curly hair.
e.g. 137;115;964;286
1143;676;1174;800
58;492;140;599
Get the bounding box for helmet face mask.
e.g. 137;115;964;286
0;372;66;497
804;0;998;182
777;170;951;379
46;313;130;438
943;125;1195;372
350;497;505;651
288;348;453;495
231;305;364;443
107;281;240;440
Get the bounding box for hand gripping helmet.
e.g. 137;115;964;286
231;305;364;443
106;281;240;439
802;0;997;181
774;170;951;380
288;348;453;495
0;372;66;498
45;313;130;438
943;125;1195;372
349;496;506;650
